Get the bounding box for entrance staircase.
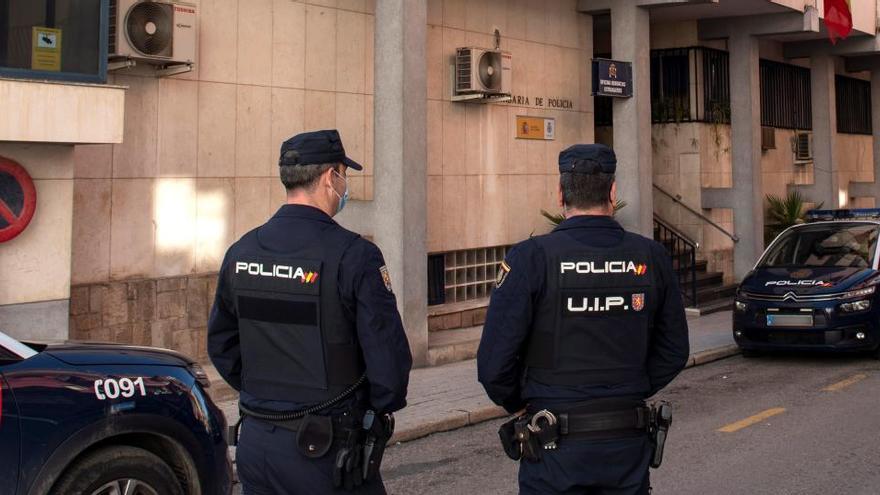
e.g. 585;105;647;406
653;215;736;314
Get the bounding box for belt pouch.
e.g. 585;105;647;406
514;417;542;462
498;416;522;461
296;414;334;459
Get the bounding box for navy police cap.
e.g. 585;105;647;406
558;144;616;174
278;129;363;170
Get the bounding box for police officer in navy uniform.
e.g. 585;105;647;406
477;144;689;494
208;130;413;494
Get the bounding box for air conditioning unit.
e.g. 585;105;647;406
109;0;196;68
455;47;511;96
793;132;813;162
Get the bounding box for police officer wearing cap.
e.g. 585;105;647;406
208;129;413;494
477;143;689;494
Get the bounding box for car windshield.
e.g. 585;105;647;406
760;223;880;268
0;330;38;360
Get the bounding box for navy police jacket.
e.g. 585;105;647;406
208;204;412;414
477;215;689;413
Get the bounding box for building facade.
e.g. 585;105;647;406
2;0;880;367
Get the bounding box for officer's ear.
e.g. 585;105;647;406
609;181;618;208
557;180;564;209
320;166;337;188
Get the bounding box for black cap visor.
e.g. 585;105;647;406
342;156;363;171
278;151;363;170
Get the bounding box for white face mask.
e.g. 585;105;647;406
330;169;349;215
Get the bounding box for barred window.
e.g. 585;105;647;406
651;48;691;123
650;47;730;124
836;75;872;135
760;60;812;130
701;48;730;124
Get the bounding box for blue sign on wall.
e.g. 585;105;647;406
592;58;633;98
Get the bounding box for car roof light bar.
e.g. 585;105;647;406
806;209;880;222
0;330;37;359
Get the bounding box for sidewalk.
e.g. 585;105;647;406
216;311;737;444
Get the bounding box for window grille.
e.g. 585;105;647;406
759;59;812;130
650;47;730;124
702;47;730;124
427;246;512;305
427;254;446;306
836;75;872;135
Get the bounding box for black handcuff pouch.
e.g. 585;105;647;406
296;414;334;459
498;415;543;462
498;416;522;461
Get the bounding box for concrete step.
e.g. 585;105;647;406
696;283;738;303
690;298;734;316
426;325;483;367
427;300;488;333
680;271;725;290
672;259;708;273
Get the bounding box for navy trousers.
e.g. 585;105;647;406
237;417;387;495
518;434;652;495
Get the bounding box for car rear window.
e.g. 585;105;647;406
761;224;880;268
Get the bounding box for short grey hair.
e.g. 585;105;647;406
560;172;615;210
280;162;339;191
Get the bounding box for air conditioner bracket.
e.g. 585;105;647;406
156;63;194;77
108;57;137;72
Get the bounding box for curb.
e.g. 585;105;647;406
391;406;503;444
686;344;741;368
391;344;741;445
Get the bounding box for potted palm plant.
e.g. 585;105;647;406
764;190;822;245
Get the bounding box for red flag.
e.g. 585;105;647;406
825;0;853;44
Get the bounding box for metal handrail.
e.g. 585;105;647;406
652;214;699;250
652;183;740;242
653;215;698;307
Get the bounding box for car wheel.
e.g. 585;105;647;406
741;349;762;358
50;446;183;495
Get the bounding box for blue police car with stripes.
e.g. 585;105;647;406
208;130;413;494
477;144;690;494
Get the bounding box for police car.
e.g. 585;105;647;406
734;209;880;357
0;330;232;495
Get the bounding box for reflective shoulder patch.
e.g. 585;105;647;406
496;260;512;288
379;265;393;293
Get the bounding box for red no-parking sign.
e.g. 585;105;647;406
0;157;37;243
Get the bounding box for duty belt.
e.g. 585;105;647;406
557;407;650;435
525;407;650;449
238;407;355;437
499;403;672;467
233;404;395;491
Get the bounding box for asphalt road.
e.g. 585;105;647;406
381;352;880;495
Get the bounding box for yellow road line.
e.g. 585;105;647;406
717;408;786;433
822;373;868;392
